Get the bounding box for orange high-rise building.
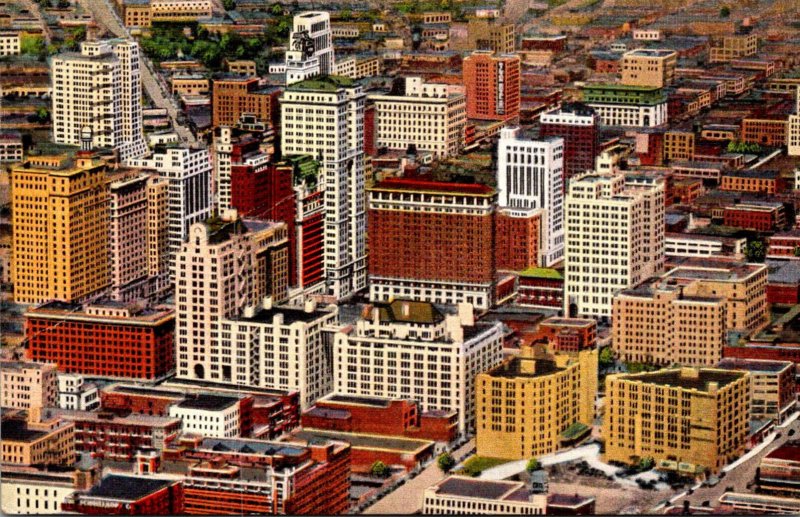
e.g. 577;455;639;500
463;51;520;121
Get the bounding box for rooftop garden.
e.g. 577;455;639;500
458;456;511;477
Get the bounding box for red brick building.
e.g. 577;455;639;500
364;103;377;156
724;344;800;393
367;177;497;309
723;202;787;232
539;103;599;181
768;230;800;260
463;50;521;121
516;268;564;309
535;317;597;352
163;435;350;515
495;207;541;271
50;408;182;462
301;394;457;443
672;178;704;205
720;170;788;195
212;78;281;129
26;302;175;380
62;475;184;515
521;34;567;52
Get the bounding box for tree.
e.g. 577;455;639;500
720;6;730;17
370;460;390;478
437;452;456;473
222;0;235;10
526;458;542;473
599;346;615;367
745;240;766;263
639;456;655;471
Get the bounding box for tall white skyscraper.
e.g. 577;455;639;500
285;11;335;86
564;172;665;320
788;86;800;157
128;146;213;274
496;127;565;265
51;39;147;162
281;76;367;300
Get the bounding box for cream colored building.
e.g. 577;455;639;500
1;466;92;515
621;49;677;88
661;258;768;333
151;0;212;21
709;33;758;63
0;361;57;410
146;174;170;294
564;173;665;319
108;171;149;301
175;217;289;385
11;154;110;304
475;344;597;460
1;409;75;467
52;40;147;162
612;284;727;366
422;477;546;515
0;32;20;55
788;87;800;157
370;77;466;158
333;300;503;436
605;367;750;474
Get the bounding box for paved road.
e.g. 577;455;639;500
363;439;475;515
77;0;197;144
653;412;800;512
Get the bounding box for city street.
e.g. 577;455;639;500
363;439;475;515
77;0;197;143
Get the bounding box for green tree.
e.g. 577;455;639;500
35;107;50;122
639;456;655;471
720;6;731;17
525;458;542;473
599;346;615;367
793;246;800;257
370;460;390;478
745;240;767;263
222;0;235;10
437;452;456;473
269;3;283;16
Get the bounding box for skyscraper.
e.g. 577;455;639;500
280;75;367;300
11;153;109;304
496;127;564;266
540;103;599;182
564;173;665;319
462;51;520;122
285;11;335;85
51;39;147;162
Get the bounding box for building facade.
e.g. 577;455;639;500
620;49;677;88
0;361;57;410
539;103;599;182
463;51;521;121
581;84;668;127
716;358;796;423
422;477;546;515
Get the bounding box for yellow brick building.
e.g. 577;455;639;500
1;408;75;467
663;131;695;162
11;154;109;304
604;367;750;474
476;344;597;460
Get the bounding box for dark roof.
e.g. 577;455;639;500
111;385;185;398
626;368;746;391
548;493;595;507
1;418;47;442
325;394;392;407
436;477;518;500
370;177;495;196
86;475;175;502
766;444;800;463
199;438;307;457
375;299;444;325
176;394;239;411
304;407;351;420
716;358;792;373
487;357;564;379
238;306;331;325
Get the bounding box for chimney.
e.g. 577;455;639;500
263;297;273;311
243;306;255;318
457;302;474;326
304;299;315;313
27;406;43;425
401;301;410;318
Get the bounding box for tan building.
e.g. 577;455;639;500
716;358;796;423
151;0;212;21
370;77;466;159
212;77;281;129
146;175;170;293
11;154;110;305
108;170;149;301
171;74;209;96
663;130;694;162
120;0;152;27
1;409;75;467
661;258;768;333
605;367;750;474
709;33;758;63
621;49;677;88
1;465;95;515
476;343;597;460
0;361;58;410
225;59;257;76
467;19;514;53
612;283;727;367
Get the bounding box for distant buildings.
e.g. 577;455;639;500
620;49;677;88
467;19;515;54
564;173;665;319
367;178;496;310
496;128;564;266
118;0;213;27
11;154;110;305
51;40;147;162
709;33;758;63
605;367;750;474
463;51;521;122
370;77;466;158
475;342;597;460
280;75;367;300
0;361;57;410
580;84;668;127
333;300;503;436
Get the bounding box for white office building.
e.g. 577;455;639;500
57;374;100;411
369;77;467;158
285;11;335;85
564;173;665;319
51;39;147;162
497;127;564;265
129;146;213;273
168;395;241;438
281;76;367;300
788;87;800;157
333;300;503;436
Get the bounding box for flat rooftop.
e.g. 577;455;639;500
324;394;392;408
370;177;495;197
199;438;307;457
626;49;676;57
765;444;800;463
716;358;792;373
175;394;239;411
623;368;746;391
1;418;47;442
293;429;432;453
85;475;174;502
236;305;331;325
374;299;445;325
434;477;528;501
487;357;564;379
